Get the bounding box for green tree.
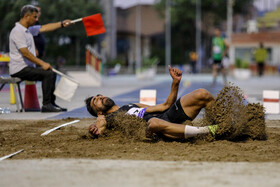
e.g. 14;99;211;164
0;0;23;52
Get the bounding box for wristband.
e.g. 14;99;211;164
61;21;64;28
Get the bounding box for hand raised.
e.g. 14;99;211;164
168;65;182;83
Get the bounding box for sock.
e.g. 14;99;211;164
184;125;219;138
184;125;210;139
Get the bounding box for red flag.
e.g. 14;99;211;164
82;13;106;36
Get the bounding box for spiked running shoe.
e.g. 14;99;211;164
208;125;219;137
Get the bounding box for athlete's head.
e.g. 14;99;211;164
85;94;115;117
214;28;221;37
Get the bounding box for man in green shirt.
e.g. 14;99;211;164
254;42;267;77
211;28;229;86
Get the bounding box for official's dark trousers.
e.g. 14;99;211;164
11;67;56;105
257;63;265;77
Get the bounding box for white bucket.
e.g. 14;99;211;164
53;69;79;102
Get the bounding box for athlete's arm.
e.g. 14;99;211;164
136;66;181;113
88;115;107;137
223;39;229;57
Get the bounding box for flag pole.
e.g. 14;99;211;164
71;18;83;24
52;68;79;84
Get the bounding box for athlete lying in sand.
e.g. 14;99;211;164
85;66;218;139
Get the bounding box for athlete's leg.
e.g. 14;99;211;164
147;89;215;139
212;63;218;85
221;67;227;85
147;118;185;139
147;118;215;139
180;88;214;120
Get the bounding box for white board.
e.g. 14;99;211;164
139;89;157;106
263;90;279;114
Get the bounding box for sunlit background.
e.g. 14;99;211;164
1;0;280;76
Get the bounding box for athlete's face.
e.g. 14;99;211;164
90;94;115;115
215;29;221;37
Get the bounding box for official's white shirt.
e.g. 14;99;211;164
9;22;41;75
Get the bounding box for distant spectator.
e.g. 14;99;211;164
31;2;46;58
211;28;229;86
254;42;267;77
189;51;197;74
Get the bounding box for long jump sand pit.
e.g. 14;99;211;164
0;118;280;186
0;118;279;161
1;117;280;186
1;84;280;186
1;84;280;161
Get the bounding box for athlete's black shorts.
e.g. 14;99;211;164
213;59;222;64
153;98;192;123
213;59;224;68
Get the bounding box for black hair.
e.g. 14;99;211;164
20;5;38;19
85;96;97;117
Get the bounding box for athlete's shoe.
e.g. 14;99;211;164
208;125;219;137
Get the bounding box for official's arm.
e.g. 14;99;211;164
39;19;72;33
19;47;51;70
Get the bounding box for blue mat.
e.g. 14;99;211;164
50;81;223;119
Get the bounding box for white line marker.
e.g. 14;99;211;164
0;149;24;161
41;120;80;136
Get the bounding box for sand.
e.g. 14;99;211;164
1;84;279;162
0;118;279;162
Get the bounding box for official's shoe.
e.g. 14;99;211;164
52;103;67;112
41;103;62;112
